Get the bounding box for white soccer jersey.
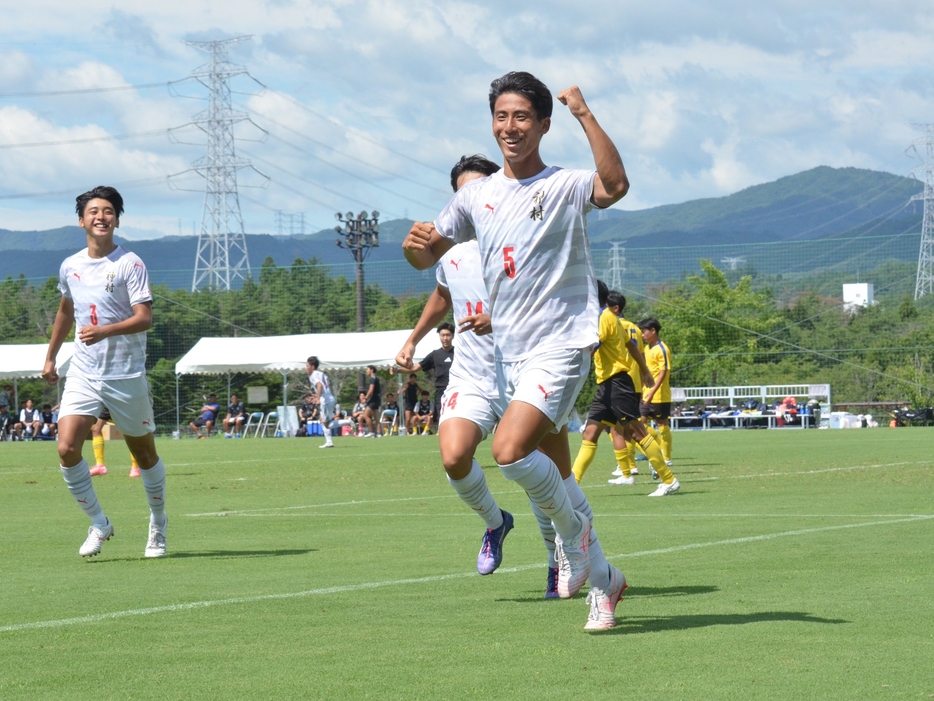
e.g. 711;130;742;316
309;369;335;404
434;167;600;362
435;240;497;400
58;246;152;380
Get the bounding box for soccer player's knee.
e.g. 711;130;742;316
491;436;529;466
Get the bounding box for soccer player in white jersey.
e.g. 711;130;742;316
398;155;627;628
306;356;336;448
42;186;168;558
403;72;629;609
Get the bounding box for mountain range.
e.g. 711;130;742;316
0;166;922;287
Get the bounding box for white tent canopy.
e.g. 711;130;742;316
0;343;75;380
175;330;439;375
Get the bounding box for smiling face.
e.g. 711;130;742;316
491;93;549;177
78;198;119;244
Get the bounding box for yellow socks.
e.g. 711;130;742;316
659;425;672;462
645;423;661;443
572;440;598;483
638;434;674;483
613;445;632;478
92;436;105;466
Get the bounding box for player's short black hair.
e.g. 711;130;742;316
489;71;553;120
597;280;609;308
437;322;455;334
307;356;319;368
421;390;430;396
639;317;662;334
408;373;418;380
450;154;500;192
75;186;124;218
607;291;626;314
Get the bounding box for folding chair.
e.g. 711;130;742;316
243;411;264;438
258;411;279;438
379;410;399;436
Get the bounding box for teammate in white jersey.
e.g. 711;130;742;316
306;356;336;448
398;157;627;628
403;72;630;616
42;186;168;559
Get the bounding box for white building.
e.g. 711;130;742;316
843;283;874;312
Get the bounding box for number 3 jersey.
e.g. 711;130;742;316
434;166;600;362
58;245;153;380
435;240;497;400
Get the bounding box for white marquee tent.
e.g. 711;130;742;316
173;329;444;431
0;343;75;409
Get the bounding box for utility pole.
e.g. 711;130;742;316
169;36;266;291
910;124;934;299
335;210;380;388
602;242;626;290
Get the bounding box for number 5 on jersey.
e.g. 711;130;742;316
503;247;516;279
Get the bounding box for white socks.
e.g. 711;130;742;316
499;450;580;540
529;499;557;567
61;459;107;528
448;460;502;530
140;458;167;527
563;476;610;590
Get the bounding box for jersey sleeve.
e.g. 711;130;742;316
435;261;448;289
58;261;72;300
124;254;153;306
420;353;436;372
565;169;598;215
434;187;476;244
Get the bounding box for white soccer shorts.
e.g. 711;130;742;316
495;347;590;431
59;374;156;437
437;378;506;440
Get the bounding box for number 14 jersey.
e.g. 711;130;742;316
434;166;600;362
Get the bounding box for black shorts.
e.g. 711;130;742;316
640;401;672;420
404;402;417;412
588;373;640;426
366;398;381;411
99;407;112;422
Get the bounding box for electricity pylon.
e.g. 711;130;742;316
909;124;934;299
603;242;626;290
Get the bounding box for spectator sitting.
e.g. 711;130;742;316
299;394;320;436
223;394;247;437
38;403;57;439
0;404;12;441
351;392;367;435
412;390;434;435
329;404;354;436
379;392;400;435
16;399;42;441
190;393;220;439
776;396;799;427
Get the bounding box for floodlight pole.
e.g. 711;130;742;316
335;210;380;388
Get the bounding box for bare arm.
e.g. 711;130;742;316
557;86;629;207
627;338;654;389
76;302;152;347
42;297;76;384
403;222;454;270
643;365;667;404
394;285;452;370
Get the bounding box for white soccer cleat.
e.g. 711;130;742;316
145;518;167;558
648;478;680;497
630;467;639;475
611;467;623;477
608;475;635;485
319;442;334;449
79;520;114;557
665;459;673;467
585;565;628;631
554;510;591;599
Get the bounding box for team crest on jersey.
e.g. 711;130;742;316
104;271;116;293
529;190;545;221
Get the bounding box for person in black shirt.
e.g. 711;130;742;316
406;323;455;424
412;391;434;435
362;365;381;437
402;373;422;435
223;394;247;437
39;404;57;439
0;404;12;441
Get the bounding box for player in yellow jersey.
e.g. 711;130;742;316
639;318;674;468
571;284;679;496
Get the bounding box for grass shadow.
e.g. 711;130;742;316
593;611;849;635
499;584;719;604
87;548;316;563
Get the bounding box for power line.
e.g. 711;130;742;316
0;129;169;150
0;80;189;99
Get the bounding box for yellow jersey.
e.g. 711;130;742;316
620;317;643;393
593;308;628;383
643;340;672;403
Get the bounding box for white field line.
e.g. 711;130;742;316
227;512;934;519
184;460;931;517
2;514;931;635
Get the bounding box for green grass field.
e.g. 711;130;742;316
1;428;932;700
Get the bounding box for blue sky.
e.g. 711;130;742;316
1;0;933;239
